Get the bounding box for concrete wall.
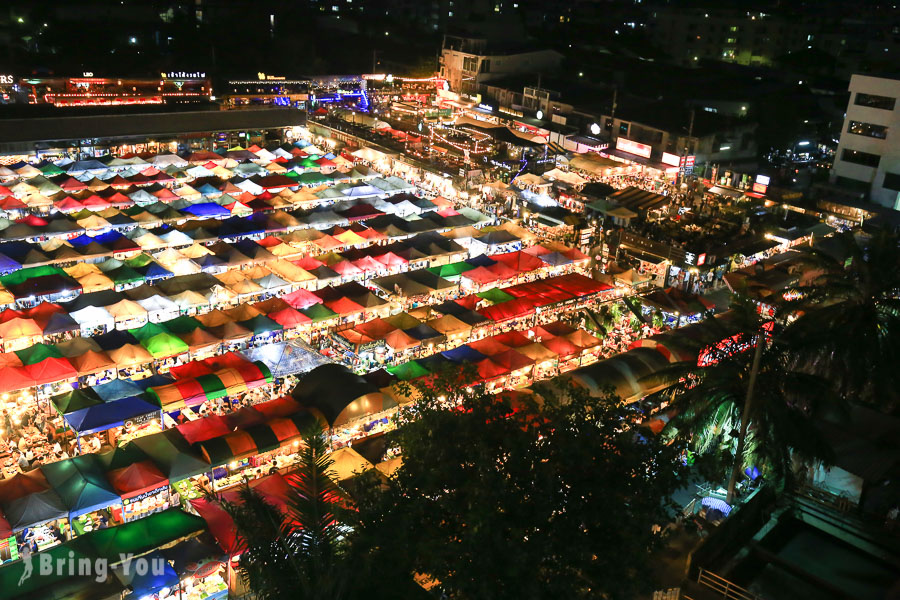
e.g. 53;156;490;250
831;74;900;209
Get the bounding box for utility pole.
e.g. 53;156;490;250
372;50;379;74
678;108;695;187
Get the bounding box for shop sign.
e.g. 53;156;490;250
615;137;652;159
123;485;168;505
684;252;696;266
697;253;707;266
0;75;14;84
477;103;494;112
755;174;771;186
161;71;206;79
751;182;768;194
679;155;695;175
661;152;681;167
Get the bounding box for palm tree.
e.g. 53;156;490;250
784;228;900;413
213;421;350;600
655;301;835;503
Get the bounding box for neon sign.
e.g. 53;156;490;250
616;137;652;159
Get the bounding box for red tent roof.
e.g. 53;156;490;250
169;360;215;380
477;298;535;322
25;357;77;385
0;366;35;393
374;252;407;268
54;197;85;212
253;396;304;420
176;415;232;445
491;349;535;371
492;250;545;273
59;177;88;191
153;188;179;201
467;337;511;356
81;195;111;209
330;260;363;277
15;214;47;227
0;185;12;198
351;256;384;272
0;196;27;211
282;288;323;310
476;358;510;381
108;460;169;498
490;331;532;348
462;266;500;285
325;296;365;315
541;336;581;357
268;306;312;328
293;256;324;270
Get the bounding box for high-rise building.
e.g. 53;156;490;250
831;73;900;210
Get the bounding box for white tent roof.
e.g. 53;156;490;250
70;306;115;328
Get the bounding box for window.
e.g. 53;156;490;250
619;122;629;135
480;60;490;73
841;148;881;168
883;172;900;191
848;120;888;139
729;26;738;32
854;92;896;111
462;56;478;72
726;38;736;44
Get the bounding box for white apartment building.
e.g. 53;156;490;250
439;35;562;98
831;74;900;210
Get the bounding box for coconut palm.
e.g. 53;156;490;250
655;301;835;503
783;228;900;413
213;421;350;600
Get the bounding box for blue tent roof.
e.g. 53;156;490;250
68;233;96;246
93;329;139;351
93;378;144;402
182;202;231;218
40;455;122;518
465;254;498;267
121;552;180;600
441;345;488;363
64;396;160;435
138;262;174;281
196;183;221;196
403;324;444;341
0;252;22;274
134;374;175;390
195;254;226;271
0;241;33;262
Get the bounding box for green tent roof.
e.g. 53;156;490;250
427;261;475;279
239;314;283;335
142;332;189;358
69;507;206;564
297;171;328;184
131;429;210;481
107;265;144;285
51;387;103;415
124;253;155;268
40;454;122;517
476;287;516;305
40;164;66;176
386;361;431;380
15;342;63;365
161;314;203;334
0;265;68;287
300;303;337;322
129;321;170;342
195;373;227;400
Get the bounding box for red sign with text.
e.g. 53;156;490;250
616;137;652;159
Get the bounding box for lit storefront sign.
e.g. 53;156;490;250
661;152;681;167
615;137;652;159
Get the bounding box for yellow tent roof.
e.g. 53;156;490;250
106;299;149;320
76;271;115;292
328;447;374;481
65;262;101;278
0;317;43;340
180;242;213;259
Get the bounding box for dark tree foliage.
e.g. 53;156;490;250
348;368;690;600
783;228;900;413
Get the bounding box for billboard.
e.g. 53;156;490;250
661;152;681;167
615;137;652;159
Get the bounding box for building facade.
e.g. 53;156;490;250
831;74;900;210
439;35;563;97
